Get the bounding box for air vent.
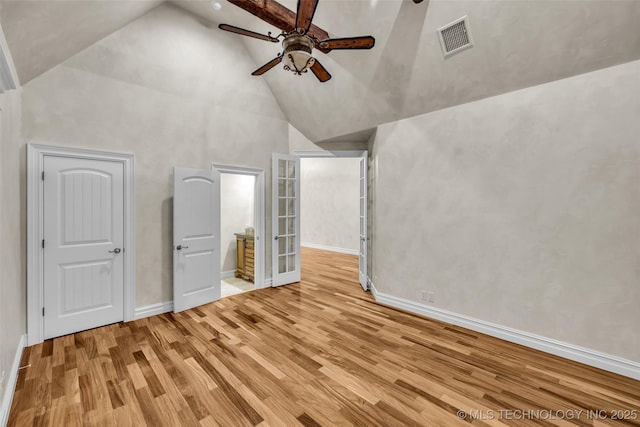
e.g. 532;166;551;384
437;16;474;57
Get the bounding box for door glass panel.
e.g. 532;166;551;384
279;237;286;253
287;254;295;272
287;199;295;216
287;180;295;197
287;237;295;253
279;255;287;273
287;161;296;178
279;180;286;197
279;217;286;235
287;217;295;234
279;198;286;213
279;160;287;178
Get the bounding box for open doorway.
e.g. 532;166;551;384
214;164;266;298
298;151;367;291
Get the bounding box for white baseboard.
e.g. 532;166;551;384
221;270;235;280
263;278;273;288
301;242;358;256
134;301;173;320
369;281;640;381
1;334;27;427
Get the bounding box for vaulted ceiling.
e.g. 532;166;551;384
3;0;640;142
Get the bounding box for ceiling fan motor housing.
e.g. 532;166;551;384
282;33;315;75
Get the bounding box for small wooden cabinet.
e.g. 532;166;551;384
235;233;254;282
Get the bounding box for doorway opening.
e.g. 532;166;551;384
296;151;368;291
213;164;265;298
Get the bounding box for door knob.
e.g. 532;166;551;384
274;236;279;240
108;248;121;254
176;245;189;250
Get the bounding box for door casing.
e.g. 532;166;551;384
212;164;266;289
295;150;369;290
27;144;135;345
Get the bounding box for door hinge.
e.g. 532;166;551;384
42;307;45;316
42;239;45;249
42;171;44;181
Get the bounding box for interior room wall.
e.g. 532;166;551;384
220;173;254;276
21;4;289;308
300;158;360;254
370;60;640;363
0;87;24;413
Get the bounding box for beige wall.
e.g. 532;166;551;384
0;87;24;407
22;4;289;307
220;173;254;275
370;60;640;362
301;158;360;253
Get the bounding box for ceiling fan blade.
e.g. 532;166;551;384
226;0;331;52
219;24;279;42
318;36;375;51
252;55;283;76
310;60;331;82
295;0;319;34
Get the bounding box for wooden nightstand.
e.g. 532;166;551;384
234;233;254;282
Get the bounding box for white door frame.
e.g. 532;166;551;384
27;144;135;345
212;164;266;289
295;150;369;289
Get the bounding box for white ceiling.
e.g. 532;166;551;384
3;0;640;142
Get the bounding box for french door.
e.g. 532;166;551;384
359;156;368;291
271;154;301;286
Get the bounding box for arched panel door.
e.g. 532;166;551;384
173;167;220;312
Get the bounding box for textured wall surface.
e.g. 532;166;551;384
0;88;24;408
22;4;289;306
220;173;254;274
301;158;360;252
371;60;640;362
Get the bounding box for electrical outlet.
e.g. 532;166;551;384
420;290;428;301
427;291;435;303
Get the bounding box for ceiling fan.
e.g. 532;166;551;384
218;0;376;82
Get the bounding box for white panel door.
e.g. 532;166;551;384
359;156;368;291
272;154;301;286
173;167;220;312
43;156;124;339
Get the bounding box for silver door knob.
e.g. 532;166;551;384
176;245;189;250
108;248;121;254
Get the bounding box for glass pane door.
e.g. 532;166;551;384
272;154;300;286
359;156;368;291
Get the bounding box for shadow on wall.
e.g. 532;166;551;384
370;0;429;117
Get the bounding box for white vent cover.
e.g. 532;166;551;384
437;16;474;57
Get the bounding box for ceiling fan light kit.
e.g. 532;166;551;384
218;0;375;82
282;32;315;75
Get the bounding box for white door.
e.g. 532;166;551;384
43;156;124;339
272;154;301;286
359;156;368;291
173;167;220;312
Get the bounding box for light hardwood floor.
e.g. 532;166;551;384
8;247;640;426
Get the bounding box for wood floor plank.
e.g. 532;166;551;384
8;248;640;426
